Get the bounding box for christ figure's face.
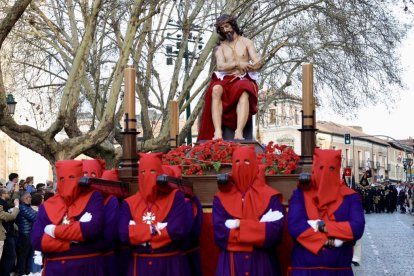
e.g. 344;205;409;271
219;22;235;41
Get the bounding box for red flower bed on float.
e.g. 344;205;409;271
162;140;300;176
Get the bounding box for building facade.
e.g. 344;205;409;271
0;130;20;184
257;92;413;183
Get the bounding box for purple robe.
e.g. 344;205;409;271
31;192;105;276
213;195;285;276
102;196;120;276
287;189;365;276
181;196;203;276
118;191;191;276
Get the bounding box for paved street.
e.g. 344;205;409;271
353;212;414;276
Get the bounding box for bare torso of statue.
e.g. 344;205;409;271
216;36;256;76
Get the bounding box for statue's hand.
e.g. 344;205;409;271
247;60;263;71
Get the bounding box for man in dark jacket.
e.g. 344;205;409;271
16;192;37;276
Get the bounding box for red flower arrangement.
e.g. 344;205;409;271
257;141;300;175
162;140;299;176
162;140;238;175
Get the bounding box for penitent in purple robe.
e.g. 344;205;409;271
181;196;203;276
288;189;365;276
102;195;120;276
213;195;285;276
118;191;191;276
31;192;105;276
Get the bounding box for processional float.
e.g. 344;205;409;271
108;63;318;276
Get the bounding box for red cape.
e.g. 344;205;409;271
197;74;258;141
216;177;281;220
44;191;95;225
125;189;178;226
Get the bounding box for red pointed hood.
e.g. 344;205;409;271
217;146;280;219
138;152;164;203
231;146;258;193
125;153;178;227
101;169;119;181
44;160;95;225
162;165;183;178
82;159;106;178
56;160;83;206
304;149;355;220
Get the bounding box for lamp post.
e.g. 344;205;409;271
6;93;17;116
404;158;413;182
164;5;203;145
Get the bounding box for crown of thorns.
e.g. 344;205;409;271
215;14;237;27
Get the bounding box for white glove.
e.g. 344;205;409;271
307;220;321;232
157;222;168;230
260;209;284;222
44;224;56;238
334;239;344;247
129;220;136;225
225;219;240;229
260;209;273;222
79;212;92;222
33;251;43;265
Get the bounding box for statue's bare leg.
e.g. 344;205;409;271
234;92;249;140
211;85;223;140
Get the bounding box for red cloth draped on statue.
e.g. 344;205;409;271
197;74;258;141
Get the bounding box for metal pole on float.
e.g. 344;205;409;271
298;63;317;173
118;67;139;195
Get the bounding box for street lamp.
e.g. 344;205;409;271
403;158;413;182
164;18;204;145
405;158;413;182
6;93;17;115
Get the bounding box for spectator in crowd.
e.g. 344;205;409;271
0;192;19;261
16;192;37;276
398;187;407;213
0;184;20;276
18;179;26;191
35;183;46;195
25;176;36;194
43;191;55;202
6;173;18;192
46;180;54;192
